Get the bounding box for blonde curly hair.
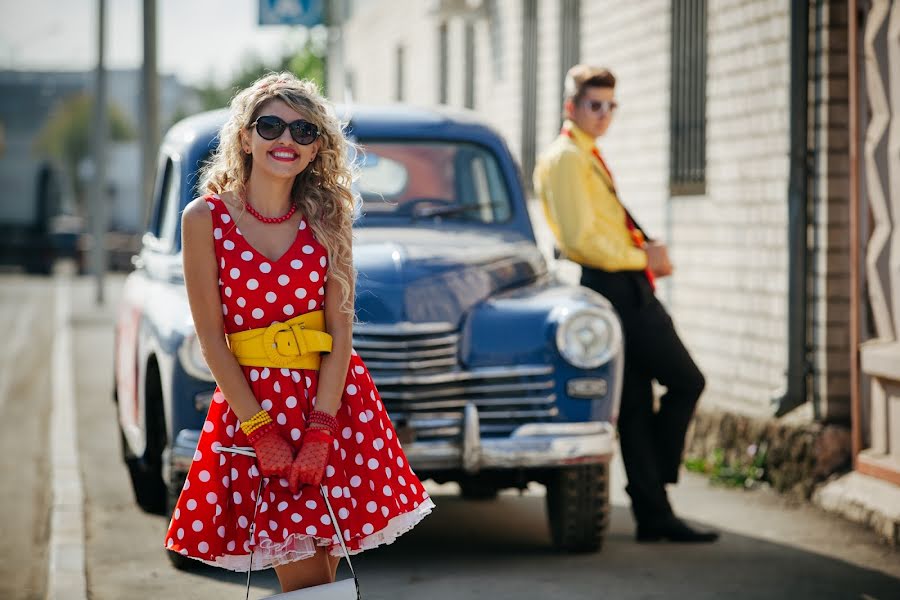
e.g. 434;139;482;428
200;73;359;317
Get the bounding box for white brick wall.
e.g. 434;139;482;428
338;0;851;421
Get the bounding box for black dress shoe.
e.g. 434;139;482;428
636;517;720;543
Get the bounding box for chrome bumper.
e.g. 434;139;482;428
166;409;616;481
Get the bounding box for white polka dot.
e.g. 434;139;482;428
292;371;301;383
291;259;303;269
223;239;235;250
285;395;297;408
387;429;393;440
291;428;301;441
197;541;209;553
326;465;336;478
381;506;390;518
308;300;317;310
176;528;184;540
295;288;307;299
355;432;364;444
233;492;242;504
373;438;384;451
398;476;407;486
203;420;214;433
350;475;362;488
192;520;203;532
221;213;231;224
354;365;364;374
260;368;270;379
184;480;191;489
342;427;352;439
320;256;327;267
227;541;236;551
260;262;272;273
222;476;230;486
278;274;290;286
206;492;217;504
237;296;247;308
305;499;317;510
299;220;307;230
221;304;228;316
310;271;320;282
368;458;379;470
366;501;377;513
338;508;350;520
224;286;232;297
247;279;259;290
400;493;409;504
276;413;287;425
346;384;358;395
206;200;215;210
358;412;369;424
301;245;313;254
362;523;374;535
265;292;277;303
397;456;404;467
229;267;240;279
383;485;393;496
241;250;253;261
283;304;295;315
198;470;210;482
252;308;264;319
291;513;302;523
269;519;277;531
213;228;223;240
306;525;317;535
186;498;197;511
355;453;364;466
331;485;342;498
217;525;225;537
261;399;273;411
234;314;244;326
320;514;332;525
250;369;259;382
238;515;248;528
273;382;282;394
385;467;392;479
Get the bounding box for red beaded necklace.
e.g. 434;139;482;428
242;198;297;224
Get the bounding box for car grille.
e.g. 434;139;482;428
353;323;557;441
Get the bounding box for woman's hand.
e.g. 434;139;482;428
288;427;334;493
246;420;296;480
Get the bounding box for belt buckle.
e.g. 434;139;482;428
262;321;299;367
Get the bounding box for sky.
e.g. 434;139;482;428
0;0;322;86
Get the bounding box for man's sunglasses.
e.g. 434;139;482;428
251;115;320;145
583;99;618;115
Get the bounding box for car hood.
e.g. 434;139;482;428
352;227;547;326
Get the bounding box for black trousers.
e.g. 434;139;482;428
581;267;706;526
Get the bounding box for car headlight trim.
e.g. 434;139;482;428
555;306;621;369
178;331;215;382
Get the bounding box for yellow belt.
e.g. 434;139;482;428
227;310;332;370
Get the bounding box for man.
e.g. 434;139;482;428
534;65;718;543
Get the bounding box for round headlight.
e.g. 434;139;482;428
555;307;621;369
178;331;215;381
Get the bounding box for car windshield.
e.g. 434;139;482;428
352;141;513;224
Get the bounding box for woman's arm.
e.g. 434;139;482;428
313;254;354;418
181;198;262;423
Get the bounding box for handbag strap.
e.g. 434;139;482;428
226;446;357;600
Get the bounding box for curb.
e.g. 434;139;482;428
47;271;88;600
812;471;900;547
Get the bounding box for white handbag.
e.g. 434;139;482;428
220;446;361;600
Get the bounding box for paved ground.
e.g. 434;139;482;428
2;272;900;600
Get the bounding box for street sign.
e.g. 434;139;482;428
258;0;324;26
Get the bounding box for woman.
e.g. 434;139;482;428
165;72;435;592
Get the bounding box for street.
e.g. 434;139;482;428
2;271;899;599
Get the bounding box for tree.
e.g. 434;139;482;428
34;93;135;205
196;41;326;111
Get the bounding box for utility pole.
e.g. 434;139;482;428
141;0;160;229
90;0;109;304
326;0;345;102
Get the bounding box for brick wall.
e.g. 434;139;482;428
339;0;851;422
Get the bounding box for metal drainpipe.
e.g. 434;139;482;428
774;0;810;417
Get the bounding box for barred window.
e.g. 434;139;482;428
670;0;707;195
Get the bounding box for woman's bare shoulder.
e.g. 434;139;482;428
182;196;214;228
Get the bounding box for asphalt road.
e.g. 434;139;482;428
2;272;899;600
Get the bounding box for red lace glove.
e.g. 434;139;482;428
288;427;333;493
246;421;295;480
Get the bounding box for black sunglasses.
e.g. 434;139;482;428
582;99;618;115
251;115;320;145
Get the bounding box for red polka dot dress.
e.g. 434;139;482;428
165;194;435;571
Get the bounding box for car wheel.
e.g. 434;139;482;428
119;416;167;515
545;463;609;552
459;481;500;501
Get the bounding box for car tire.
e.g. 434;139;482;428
545;463;609;553
119;416;167;515
165;480;198;571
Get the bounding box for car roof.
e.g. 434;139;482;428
163;104;507;155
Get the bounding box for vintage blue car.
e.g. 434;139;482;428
114;105;623;566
